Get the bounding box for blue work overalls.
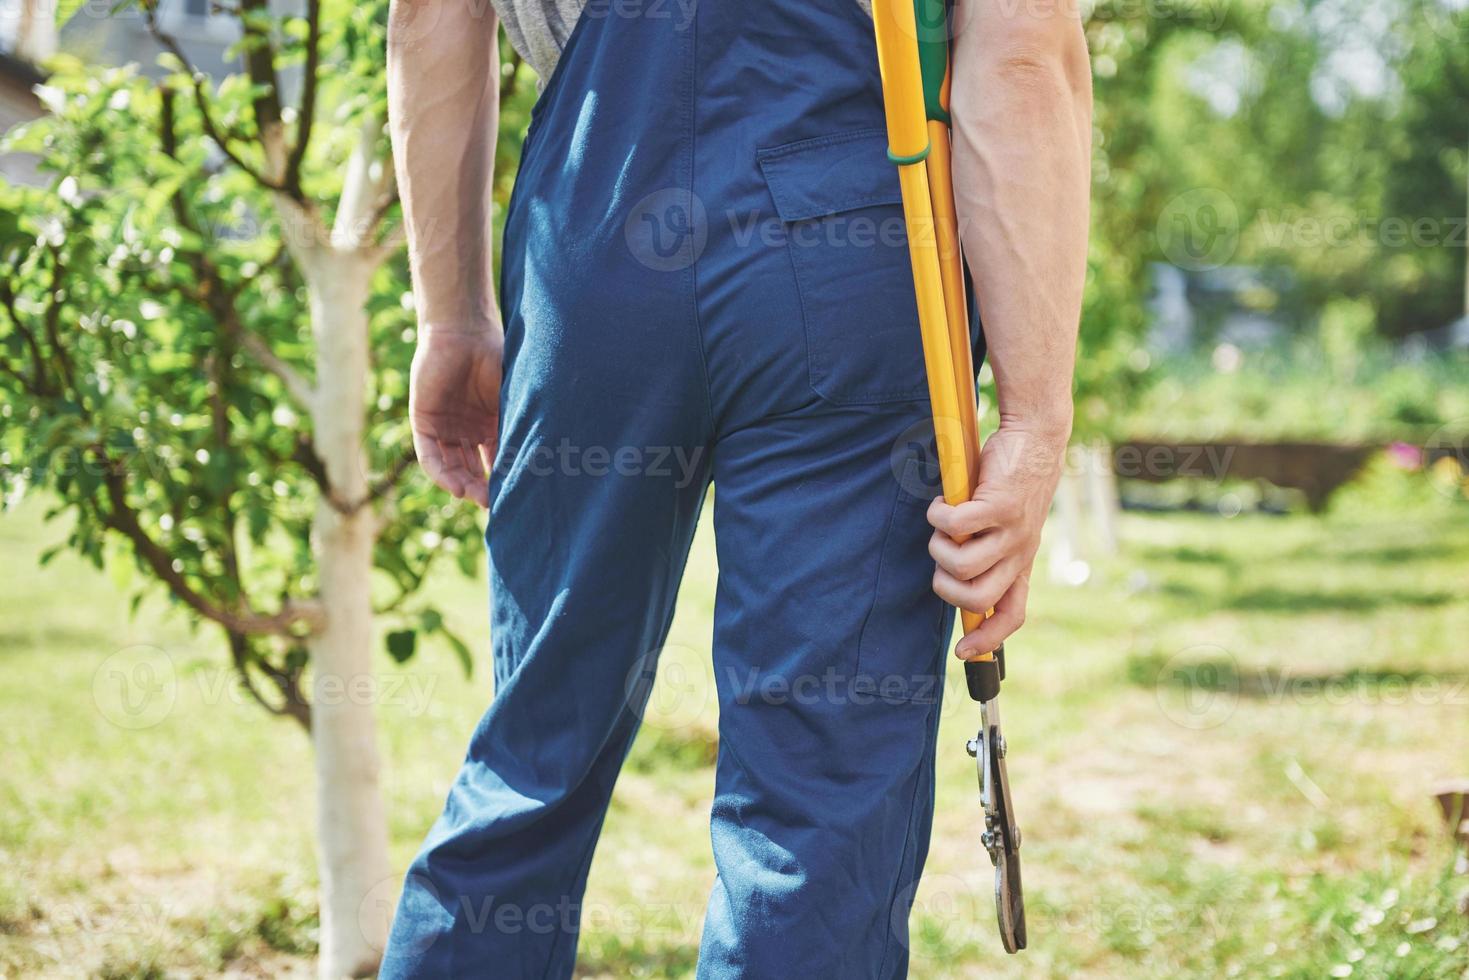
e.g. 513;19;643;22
381;0;985;975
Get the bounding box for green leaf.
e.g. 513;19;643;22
55;0;90;28
385;629;416;664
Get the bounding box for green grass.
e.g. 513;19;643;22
1;495;1467;978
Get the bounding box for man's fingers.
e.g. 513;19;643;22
443;437;489;508
463;442;491;508
413;429;477;502
956;574;1030;659
928;528;1007;582
931;556;1018;619
413;431;460;495
926;495;1005;540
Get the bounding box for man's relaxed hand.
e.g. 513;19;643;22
409;327;504;509
926;424;1069;658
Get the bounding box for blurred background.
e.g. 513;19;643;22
0;0;1466;977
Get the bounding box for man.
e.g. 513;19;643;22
382;0;1090;975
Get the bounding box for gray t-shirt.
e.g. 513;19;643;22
495;0;872;81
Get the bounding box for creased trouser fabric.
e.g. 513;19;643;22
380;1;986;976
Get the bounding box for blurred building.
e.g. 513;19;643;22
0;0;302;186
59;0;254;84
0;44;42;184
1146;262;1300;355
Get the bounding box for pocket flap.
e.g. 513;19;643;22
756;128;903;223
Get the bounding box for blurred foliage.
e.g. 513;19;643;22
0;0;504;718
1119;345;1469;442
2;0;1468;662
1081;0;1469;438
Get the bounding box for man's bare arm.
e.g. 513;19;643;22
388;0;500;332
388;0;504;507
927;4;1092;655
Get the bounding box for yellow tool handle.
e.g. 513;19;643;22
874;0;992;649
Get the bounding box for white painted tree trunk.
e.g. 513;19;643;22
1048;451;1087;586
304;250;391;979
1084;441;1120;557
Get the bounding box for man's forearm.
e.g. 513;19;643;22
387;0;501;334
950;6;1092;440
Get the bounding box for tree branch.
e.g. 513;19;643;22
95;449;324;636
157;84;318;410
237;328;316;407
0;278;51;396
365;448;416;505
42;244;75;391
282;0;322;197
143;3;291;195
237;0;288;176
228;629;310;729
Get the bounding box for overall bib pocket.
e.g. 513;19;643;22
757;129;931;407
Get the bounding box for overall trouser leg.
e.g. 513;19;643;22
380;314;713;977
380;9;714;970
695;408;954;979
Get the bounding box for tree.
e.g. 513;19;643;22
1072;0;1268;435
0;1;532;974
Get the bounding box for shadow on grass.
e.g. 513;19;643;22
1137;544;1241;567
1308;543;1462;564
1222;587;1457;613
0;625;119;655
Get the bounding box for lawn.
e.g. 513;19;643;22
0;489;1466;978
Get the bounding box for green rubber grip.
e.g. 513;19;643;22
913;0;951;125
887;145;931;165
